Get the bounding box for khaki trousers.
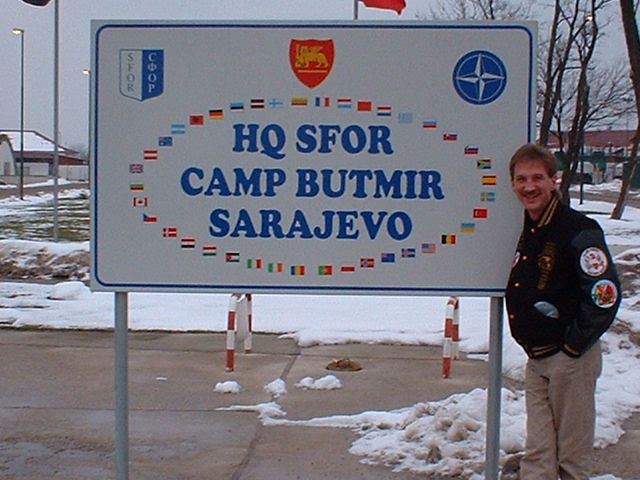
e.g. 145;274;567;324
520;342;602;480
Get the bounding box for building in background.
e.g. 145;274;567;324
546;129;637;184
0;130;87;183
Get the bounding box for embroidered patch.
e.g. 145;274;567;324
580;247;608;277
591;279;618;308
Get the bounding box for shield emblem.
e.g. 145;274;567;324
289;39;334;89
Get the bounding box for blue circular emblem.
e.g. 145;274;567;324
452;50;507;105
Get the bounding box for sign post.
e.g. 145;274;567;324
91;21;535;480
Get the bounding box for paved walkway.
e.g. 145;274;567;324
0;329;487;480
1;329;639;479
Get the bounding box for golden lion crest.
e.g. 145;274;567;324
289;39;334;89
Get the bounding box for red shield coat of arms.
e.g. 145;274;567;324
289;39;335;89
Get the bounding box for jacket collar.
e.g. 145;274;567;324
525;194;559;229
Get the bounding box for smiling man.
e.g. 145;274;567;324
505;144;621;480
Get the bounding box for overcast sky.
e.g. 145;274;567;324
0;0;628;151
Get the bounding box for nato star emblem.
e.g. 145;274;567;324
452;50;507;105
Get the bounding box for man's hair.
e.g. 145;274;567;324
509;143;558;180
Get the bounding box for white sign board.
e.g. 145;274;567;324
91;21;535;295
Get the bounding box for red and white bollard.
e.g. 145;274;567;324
442;296;460;379
226;293;253;372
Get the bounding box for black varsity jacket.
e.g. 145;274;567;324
505;195;621;359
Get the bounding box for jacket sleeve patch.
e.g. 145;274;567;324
580;247;609;276
591;279;618;308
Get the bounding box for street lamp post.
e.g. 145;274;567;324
12;27;25;200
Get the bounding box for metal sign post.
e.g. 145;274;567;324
486;296;504;479
114;292;129;480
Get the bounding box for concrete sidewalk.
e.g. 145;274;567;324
0;329;489;480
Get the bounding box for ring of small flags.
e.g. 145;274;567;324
135;93;497;274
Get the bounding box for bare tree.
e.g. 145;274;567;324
612;0;640;219
418;0;531;20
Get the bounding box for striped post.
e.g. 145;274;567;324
450;297;460;359
442;296;459;378
226;293;253;371
225;293;241;372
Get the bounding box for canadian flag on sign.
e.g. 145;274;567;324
359;0;406;14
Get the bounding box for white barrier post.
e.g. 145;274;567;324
442;296;459;378
225;293;241;372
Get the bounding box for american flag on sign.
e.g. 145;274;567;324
421;243;436;254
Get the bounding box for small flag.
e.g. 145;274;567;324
291;97;308;107
181;237;196;248
202;245;217;256
143;214;157;223
230;102;244;111
377;105;392;117
461;222;476;233
481;191;496;202
290;265;306;275
251;98;265;109
143;149;158;160
401;248;416;258
422;120;438;129
189;115;204;126
357;101;372;111
360;257;375;268
318;265;333;276
209;109;224;120
129;163;143;174
477;158;492;169
314;97;330;107
473;208;488;219
464;146;479;155
132;197;148;207
225;252;240;263
162;227;178;238
482;175;498;186
130;183;144;191
359;0;406;14
337;98;352;109
443;132;458;141
381;252;396;263
171;123;186;135
398;112;413;124
268;262;284;273
421;243;436;254
247;259;263;269
158;136;173;147
441;234;457;245
268;98;284;108
341;264;356;273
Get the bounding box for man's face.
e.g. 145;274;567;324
511;157;556;221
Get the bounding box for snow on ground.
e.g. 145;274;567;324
0;182;639;479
